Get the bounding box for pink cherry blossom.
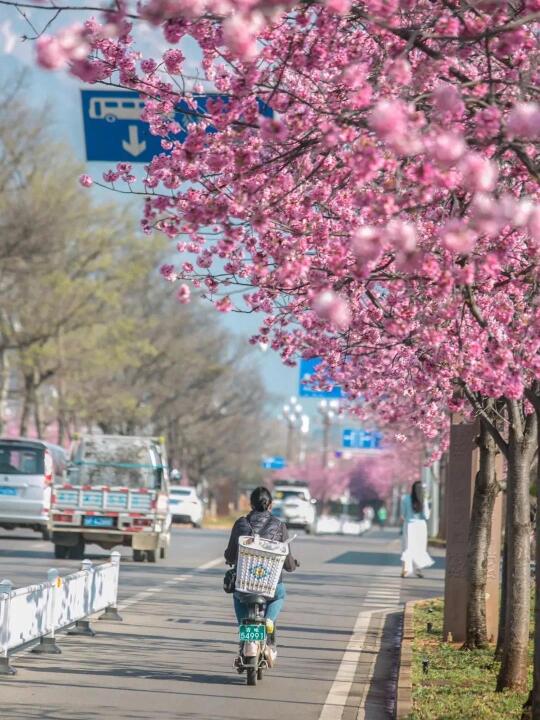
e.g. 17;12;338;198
440;220;476;254
78;174;93;188
176;283;191;304
432;83;465;118
385;220;417;253
36;36;67;69
506;102;540;140
351;226;382;262
313;290;352;331
215;296;234;312
459;153;498;193
163;49;185;74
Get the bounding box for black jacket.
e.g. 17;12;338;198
224;510;297;572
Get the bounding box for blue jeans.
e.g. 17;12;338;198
234;582;286;624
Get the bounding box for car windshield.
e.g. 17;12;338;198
275;490;308;502
0;444;44;475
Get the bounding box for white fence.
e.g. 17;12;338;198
0;552;121;674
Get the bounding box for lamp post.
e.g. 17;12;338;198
318;399;340;468
282;396;303;463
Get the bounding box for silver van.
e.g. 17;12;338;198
0;438;67;539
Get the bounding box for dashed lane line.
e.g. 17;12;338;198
117;556;223;611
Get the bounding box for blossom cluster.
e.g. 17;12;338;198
35;0;540;445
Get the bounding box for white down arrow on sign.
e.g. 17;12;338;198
122;125;147;157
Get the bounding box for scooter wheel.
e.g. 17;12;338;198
246;657;257;686
257;667;264;680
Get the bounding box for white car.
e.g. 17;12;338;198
272;483;316;533
169;486;204;527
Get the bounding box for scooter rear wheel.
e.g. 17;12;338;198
257;667;264;680
246;657;257;686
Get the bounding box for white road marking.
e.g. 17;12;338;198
318;581;402;720
356;613;388;720
318;610;374;720
116;556;222;611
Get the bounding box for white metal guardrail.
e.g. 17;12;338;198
0;551;122;675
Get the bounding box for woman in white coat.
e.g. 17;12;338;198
400;481;434;578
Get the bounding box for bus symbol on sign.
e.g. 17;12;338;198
88;96;146;123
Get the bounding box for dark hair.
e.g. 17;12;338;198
411;481;424;514
250;486;272;512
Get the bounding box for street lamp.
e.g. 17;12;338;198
282;396;303;462
318;399;340;468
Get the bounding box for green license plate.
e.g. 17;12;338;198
239;624;266;642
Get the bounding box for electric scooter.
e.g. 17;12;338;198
234;591;273;686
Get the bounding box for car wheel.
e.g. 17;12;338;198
146;549;157;563
42;528;51;541
133;549;145;562
192;522;201;529
54;544;69;559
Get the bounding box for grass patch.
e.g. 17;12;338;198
410;598;531;719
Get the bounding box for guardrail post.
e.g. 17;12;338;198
68;559;96;637
99;551;123;622
32;569;61;655
0;579;15;675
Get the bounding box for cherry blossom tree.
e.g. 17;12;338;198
6;0;540;703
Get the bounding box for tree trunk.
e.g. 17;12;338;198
497;406;536;692
464;419;499;649
0;349;9;435
19;372;33;436
495;506;509;661
33;385;42;438
528;403;540;719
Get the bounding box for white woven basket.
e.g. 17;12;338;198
236;534;288;598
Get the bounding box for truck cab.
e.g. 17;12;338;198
49;434;171;562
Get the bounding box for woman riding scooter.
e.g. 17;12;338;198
224;486;299;664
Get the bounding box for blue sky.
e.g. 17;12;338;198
0;4;317;414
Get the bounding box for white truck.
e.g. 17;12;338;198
272;480;317;533
49;434;171;562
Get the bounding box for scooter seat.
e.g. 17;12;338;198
235;591;267;605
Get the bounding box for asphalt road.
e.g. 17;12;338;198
0;526;444;720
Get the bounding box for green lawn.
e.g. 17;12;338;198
410;598;531;719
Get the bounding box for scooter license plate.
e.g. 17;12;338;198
239;624;266;642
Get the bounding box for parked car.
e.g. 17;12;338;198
169;486;204;527
0;438;67;539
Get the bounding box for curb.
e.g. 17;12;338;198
395;600;415;719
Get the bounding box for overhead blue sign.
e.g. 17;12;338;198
298;357;342;398
342;428;382;450
261;456;287;470
81;90;273;163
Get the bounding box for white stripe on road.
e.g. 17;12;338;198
116;556;222;611
318;610;374;720
318;582;402;720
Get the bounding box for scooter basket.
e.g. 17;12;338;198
236;535;288;598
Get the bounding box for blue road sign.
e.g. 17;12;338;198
342;429;382;450
81;90;273;163
261;456;287;470
298;357;342;398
